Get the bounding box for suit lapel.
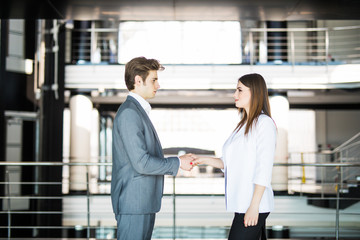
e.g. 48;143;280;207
127;96;163;155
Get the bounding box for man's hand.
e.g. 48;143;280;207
179;153;195;171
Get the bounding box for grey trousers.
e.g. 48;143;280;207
115;213;156;240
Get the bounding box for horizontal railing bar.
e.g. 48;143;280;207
0;211;114;215
0;196;65;199
0;181;109;185
0;181;348;186
0;226;92;229
1;161;359;167
0;211;63;214
155;211;359;215
1;211;359;215
246;26;360;32
0;182;62;184
0;162;112;166
69;25;360;34
2;195;359;201
275;163;360;167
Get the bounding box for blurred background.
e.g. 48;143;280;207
1;0;360;239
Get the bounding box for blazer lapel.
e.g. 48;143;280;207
126;96;163;155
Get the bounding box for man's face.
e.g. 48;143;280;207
137;70;160;99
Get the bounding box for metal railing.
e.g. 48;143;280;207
68;21;360;68
1;159;359;239
242;25;360;67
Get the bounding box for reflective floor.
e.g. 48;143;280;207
0;238;358;240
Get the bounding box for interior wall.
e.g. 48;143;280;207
316;110;360;149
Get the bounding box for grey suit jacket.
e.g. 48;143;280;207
111;95;180;215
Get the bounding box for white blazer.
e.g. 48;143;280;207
221;114;277;213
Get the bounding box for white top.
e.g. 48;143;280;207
129;92;151;116
221;114;277;213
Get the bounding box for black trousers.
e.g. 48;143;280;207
228;212;269;240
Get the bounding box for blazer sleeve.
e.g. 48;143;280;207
253;117;277;188
117;108;180;176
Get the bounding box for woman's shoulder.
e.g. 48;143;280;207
257;114;277;129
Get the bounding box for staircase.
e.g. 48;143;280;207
308;132;360;209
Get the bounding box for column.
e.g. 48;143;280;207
69;95;93;193
270;94;289;193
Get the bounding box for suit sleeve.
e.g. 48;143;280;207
116;108;180;176
253;117;277;188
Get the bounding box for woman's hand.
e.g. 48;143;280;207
244;184;265;227
191;156;208;166
244;205;259;227
191;156;224;169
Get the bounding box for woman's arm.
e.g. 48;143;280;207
244;184;266;227
192;156;224;169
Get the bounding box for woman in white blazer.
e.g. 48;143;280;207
192;73;277;240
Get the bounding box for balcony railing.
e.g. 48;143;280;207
242;25;360;66
1;159;359;239
68;21;360;67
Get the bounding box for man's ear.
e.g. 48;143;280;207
134;75;143;86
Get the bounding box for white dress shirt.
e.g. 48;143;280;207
221;114;277;213
129;92;151;116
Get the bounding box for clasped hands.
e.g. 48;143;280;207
179;153;202;171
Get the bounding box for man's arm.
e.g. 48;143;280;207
117;108;180;176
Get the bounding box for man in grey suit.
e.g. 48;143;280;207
111;57;194;240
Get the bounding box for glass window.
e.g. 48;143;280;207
118;21;242;64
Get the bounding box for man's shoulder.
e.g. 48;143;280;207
117;97;137;111
117;101;139;116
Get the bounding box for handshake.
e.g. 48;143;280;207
179;153;201;171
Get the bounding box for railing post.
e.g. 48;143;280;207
335;165;340;240
173;176;176;240
325;30;329;73
249;32;254;66
86;166;90;239
5;170;11;239
290;31;295;72
321;153;325;199
301;152;306;184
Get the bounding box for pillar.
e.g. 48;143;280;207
90;108;99;193
69;95;92;193
270;94;289;193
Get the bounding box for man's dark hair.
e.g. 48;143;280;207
124;57;164;91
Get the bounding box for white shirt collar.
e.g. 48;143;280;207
129;92;152;116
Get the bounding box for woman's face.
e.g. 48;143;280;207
233;81;251;113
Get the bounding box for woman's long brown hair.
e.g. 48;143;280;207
235;73;271;135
